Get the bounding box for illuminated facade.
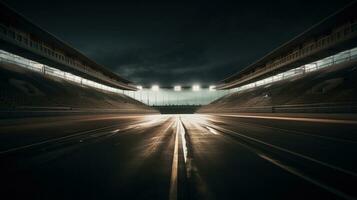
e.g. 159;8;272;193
124;87;228;106
2;47;356;106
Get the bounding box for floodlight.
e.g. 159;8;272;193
192;84;200;91
174;85;181;91
151;85;159;91
137;85;143;90
209;85;216;91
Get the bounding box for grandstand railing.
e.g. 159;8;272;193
0;23;132;90
223;20;357;89
0;49;126;95
228;47;357;93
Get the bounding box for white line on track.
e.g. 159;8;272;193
169;118;179;200
0;124;120;154
205;126;219;135
212;125;357;177
258;154;356;200
179;117;188;163
169;116;189;200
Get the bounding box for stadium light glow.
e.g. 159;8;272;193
137;85;143;90
192;84;200;91
174;85;181;91
151;85;159;91
209;85;216;91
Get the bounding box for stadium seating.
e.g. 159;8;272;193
199;60;357;113
0;62;156;113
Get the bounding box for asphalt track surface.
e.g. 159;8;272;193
1;113;357;200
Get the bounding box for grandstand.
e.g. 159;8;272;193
199;2;357;114
198;58;357;113
0;62;157;114
0;2;160;117
218;1;357;90
0;2;136;91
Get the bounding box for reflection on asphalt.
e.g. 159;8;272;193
1;114;357;200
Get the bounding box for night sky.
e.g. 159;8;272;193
2;0;354;86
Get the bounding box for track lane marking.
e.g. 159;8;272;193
179;117;188;163
200;122;356;200
0;124;121;155
258;154;356;200
169;118;179;200
203;116;357;144
169;116;189;200
180;115;357;199
228;119;357;144
209;124;357;177
205;126;219;135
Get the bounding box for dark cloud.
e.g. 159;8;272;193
2;0;355;86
